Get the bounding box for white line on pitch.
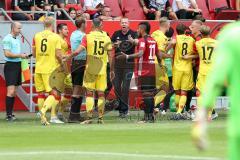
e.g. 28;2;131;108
0;151;221;160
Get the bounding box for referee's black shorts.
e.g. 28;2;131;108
71;60;86;86
4;61;22;86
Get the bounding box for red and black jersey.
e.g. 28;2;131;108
137;36;159;77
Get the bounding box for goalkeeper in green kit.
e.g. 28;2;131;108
192;21;240;160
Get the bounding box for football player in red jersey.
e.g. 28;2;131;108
120;22;162;123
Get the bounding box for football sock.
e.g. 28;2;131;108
177;94;187;114
175;93;180;110
143;97;154;114
37;94;45;111
154;90;166;107
86;96;94;118
6;96;15;116
70;97;82;115
41;95;60;117
98;97;105;119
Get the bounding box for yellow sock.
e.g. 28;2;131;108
175;94;180;110
37;98;45;111
50;99;60;118
86;96;94;118
154;90;166;107
59;96;70;114
41;95;59;117
98;97;105;119
207;108;214;120
177;95;187;113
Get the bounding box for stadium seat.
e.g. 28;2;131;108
5;0;12;11
207;0;240;20
104;0;123;17
121;0;146;20
168;0;173;5
229;0;236;9
195;0;211;19
65;4;82;11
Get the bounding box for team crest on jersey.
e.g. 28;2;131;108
140;42;145;48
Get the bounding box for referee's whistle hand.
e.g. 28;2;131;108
20;53;28;59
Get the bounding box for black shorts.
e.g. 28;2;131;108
146;10;169;20
4;61;22;86
138;76;156;93
71;60;86;86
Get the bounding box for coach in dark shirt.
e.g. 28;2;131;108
111;18;138;118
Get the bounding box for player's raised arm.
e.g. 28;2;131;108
121;40;146;60
65;36;87;61
165;38;176;56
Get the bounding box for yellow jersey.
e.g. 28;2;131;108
38;16;45;22
81;30;112;75
58;35;69;55
33;30;61;74
151;30;168;52
151;30;169;64
196;37;217;75
173;34;195;71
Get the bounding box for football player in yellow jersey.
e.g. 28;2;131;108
151;17;172;110
32;17;64;125
183;25;217;120
56;23;73;122
170;23;195;119
64;18;113;124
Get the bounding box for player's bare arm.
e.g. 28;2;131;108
165;39;176;56
63;45;85;61
3;49;28;59
123;49;144;59
128;35;139;45
182;54;199;60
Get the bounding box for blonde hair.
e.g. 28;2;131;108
44;16;55;28
200;25;211;36
159;17;169;27
193;20;203;26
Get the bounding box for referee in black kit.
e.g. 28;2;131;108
111;18;138;118
2;22;28;121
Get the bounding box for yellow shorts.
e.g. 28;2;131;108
172;69;193;91
34;73;52;92
196;73;207;92
83;71;107;92
155;64;169;89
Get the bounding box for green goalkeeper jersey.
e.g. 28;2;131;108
201;21;240;160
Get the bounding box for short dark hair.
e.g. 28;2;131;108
75;17;86;28
165;27;174;38
57;23;67;33
68;7;76;13
193;15;206;23
92;18;102;27
139;21;151;34
176;23;188;35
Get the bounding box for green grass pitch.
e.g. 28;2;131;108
0;111;227;160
